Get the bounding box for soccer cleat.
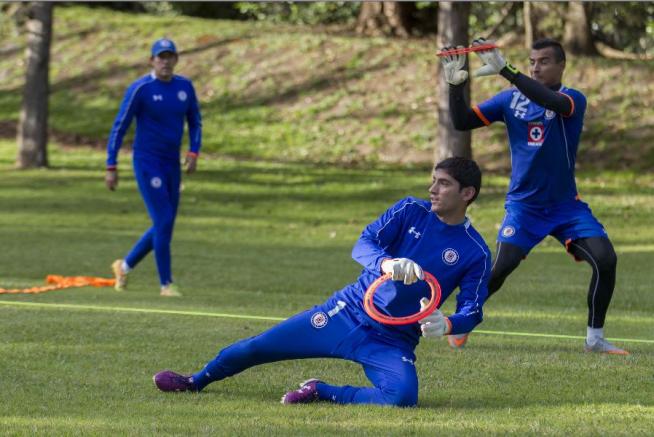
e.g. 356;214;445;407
584;338;629;355
447;333;469;349
280;378;322;404
111;259;128;291
153;370;196;392
160;283;182;297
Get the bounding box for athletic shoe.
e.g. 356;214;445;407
160;283;182;297
447;333;469;349
584;338;629;355
153;370;196;392
111;259;127;291
280;378;322;404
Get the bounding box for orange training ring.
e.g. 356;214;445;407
363;271;442;326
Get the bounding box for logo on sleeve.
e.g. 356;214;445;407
501;226;516;238
177;91;187;101
310;312;328;329
442;248;459;265
401;356;415;366
545;109;556;120
527;122;545;147
150;177;162;188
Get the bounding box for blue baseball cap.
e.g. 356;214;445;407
151;38;177;57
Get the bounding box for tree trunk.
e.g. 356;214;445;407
355;2;415;37
563;1;598;55
436;2;471;161
16;2;52;169
524;1;534;49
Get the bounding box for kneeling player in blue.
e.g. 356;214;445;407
441;38;626;354
153;157;491;406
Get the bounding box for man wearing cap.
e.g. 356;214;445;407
105;38;202;297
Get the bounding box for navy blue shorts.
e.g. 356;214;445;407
497;199;608;254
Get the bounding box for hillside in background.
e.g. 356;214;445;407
0;6;652;171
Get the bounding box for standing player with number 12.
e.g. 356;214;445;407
441;37;627;354
105;38;202;297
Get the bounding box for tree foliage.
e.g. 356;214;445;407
234;2;360;26
589;2;654;54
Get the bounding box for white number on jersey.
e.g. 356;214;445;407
510;91;529;119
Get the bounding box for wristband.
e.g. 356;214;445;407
500;63;520;83
106;166;117;172
186;151;199;158
445;318;452;335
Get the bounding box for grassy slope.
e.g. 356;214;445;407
0;6;653;169
0;142;653;435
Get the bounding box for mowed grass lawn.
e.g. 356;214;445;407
0;141;653;435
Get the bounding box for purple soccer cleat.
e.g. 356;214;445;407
153;370;196;392
280;378;322;404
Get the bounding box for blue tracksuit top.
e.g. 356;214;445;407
106;72;202;167
474;85;586;207
336;197;492;347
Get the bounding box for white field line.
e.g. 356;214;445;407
1;300;653;344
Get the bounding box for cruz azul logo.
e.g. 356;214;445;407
177;91;188;101
501;226;516;238
150;177;162;189
527;122;545;147
442;248;459;265
310;311;328;329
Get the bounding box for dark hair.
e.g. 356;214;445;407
434;157;482;204
532;38;566;63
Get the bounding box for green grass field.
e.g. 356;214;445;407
0;141;653;435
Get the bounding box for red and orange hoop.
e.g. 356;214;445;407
437;43;499;57
363;271;442;326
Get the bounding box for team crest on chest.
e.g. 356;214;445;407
177;91;188;101
442;248;459;265
527;122;545;147
310;311;328;329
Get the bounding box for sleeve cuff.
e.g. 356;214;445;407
472;105;491;126
445;317;452;335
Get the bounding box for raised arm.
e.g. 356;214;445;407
471;37;574;116
440;46;490;131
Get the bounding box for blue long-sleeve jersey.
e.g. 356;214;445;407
106;72;202;167
474;85;586;207
335;197;492;347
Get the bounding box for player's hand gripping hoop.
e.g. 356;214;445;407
363;271;442;326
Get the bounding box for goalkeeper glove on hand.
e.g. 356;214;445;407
419;298;451;338
440;45;469;85
381;258;424;285
472;37;511;77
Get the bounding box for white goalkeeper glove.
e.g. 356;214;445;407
418;297;451;338
440;45;468;85
381;258;424;285
472;37;507;77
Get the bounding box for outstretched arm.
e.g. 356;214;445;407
472;37;574;116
